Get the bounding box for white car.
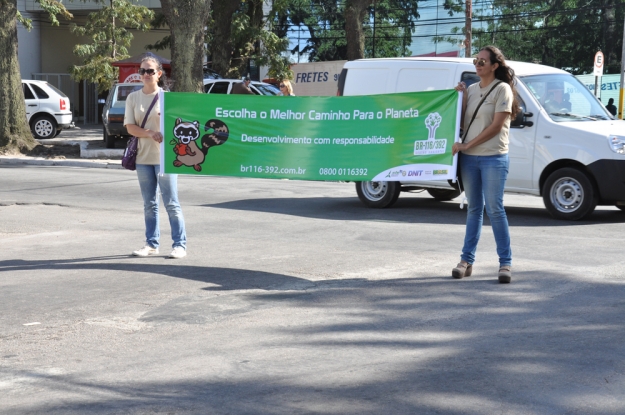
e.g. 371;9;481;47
203;79;280;95
22;80;74;139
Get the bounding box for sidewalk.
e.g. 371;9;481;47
0;124;124;169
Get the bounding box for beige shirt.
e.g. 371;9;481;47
124;89;161;165
462;80;513;156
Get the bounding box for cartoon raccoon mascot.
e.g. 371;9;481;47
172;118;229;172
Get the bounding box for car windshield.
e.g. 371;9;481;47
114;85;142;105
520;74;612;121
253;83;280;96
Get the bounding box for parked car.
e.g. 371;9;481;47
339;57;625;220
102;82;142;148
203;79;280;95
22;79;74;139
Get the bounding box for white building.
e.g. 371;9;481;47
17;0;170;123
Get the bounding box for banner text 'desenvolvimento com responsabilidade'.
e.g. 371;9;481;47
160;89;461;181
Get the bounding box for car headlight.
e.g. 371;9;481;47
609;135;625;154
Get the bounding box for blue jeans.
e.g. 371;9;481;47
459;153;511;267
136;164;186;250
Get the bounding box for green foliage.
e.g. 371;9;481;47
443;0;624;74
278;0;425;61
17;0;74;31
229;1;292;79
70;0;154;92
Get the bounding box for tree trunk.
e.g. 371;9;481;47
210;0;240;77
345;0;371;61
160;0;212;92
0;0;38;154
234;0;264;77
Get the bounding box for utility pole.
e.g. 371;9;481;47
619;17;624;120
465;0;472;57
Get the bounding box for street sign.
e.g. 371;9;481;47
594;51;604;77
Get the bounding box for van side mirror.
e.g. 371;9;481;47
511;111;534;128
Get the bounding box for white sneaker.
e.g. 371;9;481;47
132;246;159;257
169;247;187;259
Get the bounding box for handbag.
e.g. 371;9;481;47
451;80;502;193
121;92;160;171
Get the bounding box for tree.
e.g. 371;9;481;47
277;0;347;61
70;0;154;93
208;0;291;80
160;0;212;92
149;0;292;81
344;0;371;60
280;0;424;62
0;0;71;154
467;0;624;74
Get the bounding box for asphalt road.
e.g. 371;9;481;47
1;165;624;414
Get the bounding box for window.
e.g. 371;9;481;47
23;83;35;100
208;82;229;94
461;72;480;87
521;74;611;121
30;84;49;99
45;83;67;98
253;83;280;96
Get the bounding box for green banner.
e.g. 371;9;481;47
161;90;460;181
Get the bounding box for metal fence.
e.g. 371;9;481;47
31;73;99;125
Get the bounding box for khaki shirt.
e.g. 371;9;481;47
124;89;161;165
463;80;513;156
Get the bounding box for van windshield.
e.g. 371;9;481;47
520;74;612;121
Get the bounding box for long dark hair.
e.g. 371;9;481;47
481;45;520;118
141;56;167;89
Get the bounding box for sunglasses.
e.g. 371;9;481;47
138;68;157;75
279;84;286;88
472;58;488;67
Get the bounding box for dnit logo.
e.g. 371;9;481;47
414;112;447;156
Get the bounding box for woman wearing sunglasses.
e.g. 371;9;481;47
279;79;295;96
451;46;520;283
124;57;187;259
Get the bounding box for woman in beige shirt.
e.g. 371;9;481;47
124;57;187;259
451;46;519;283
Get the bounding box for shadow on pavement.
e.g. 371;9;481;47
203;195;625;226
4;270;624;414
0;256;313;292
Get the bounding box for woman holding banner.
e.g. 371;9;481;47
124;56;187;259
451;46;519;283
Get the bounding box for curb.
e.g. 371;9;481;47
0;156;123;169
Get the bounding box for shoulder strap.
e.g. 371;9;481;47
140;91;160;129
462;80;502;143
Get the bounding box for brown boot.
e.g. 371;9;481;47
452;262;472;279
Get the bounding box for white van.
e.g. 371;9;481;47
338;57;625;220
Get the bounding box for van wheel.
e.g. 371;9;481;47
542;168;597;220
104;127;116;148
427;188;461;201
355;181;401;208
31;115;57;139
